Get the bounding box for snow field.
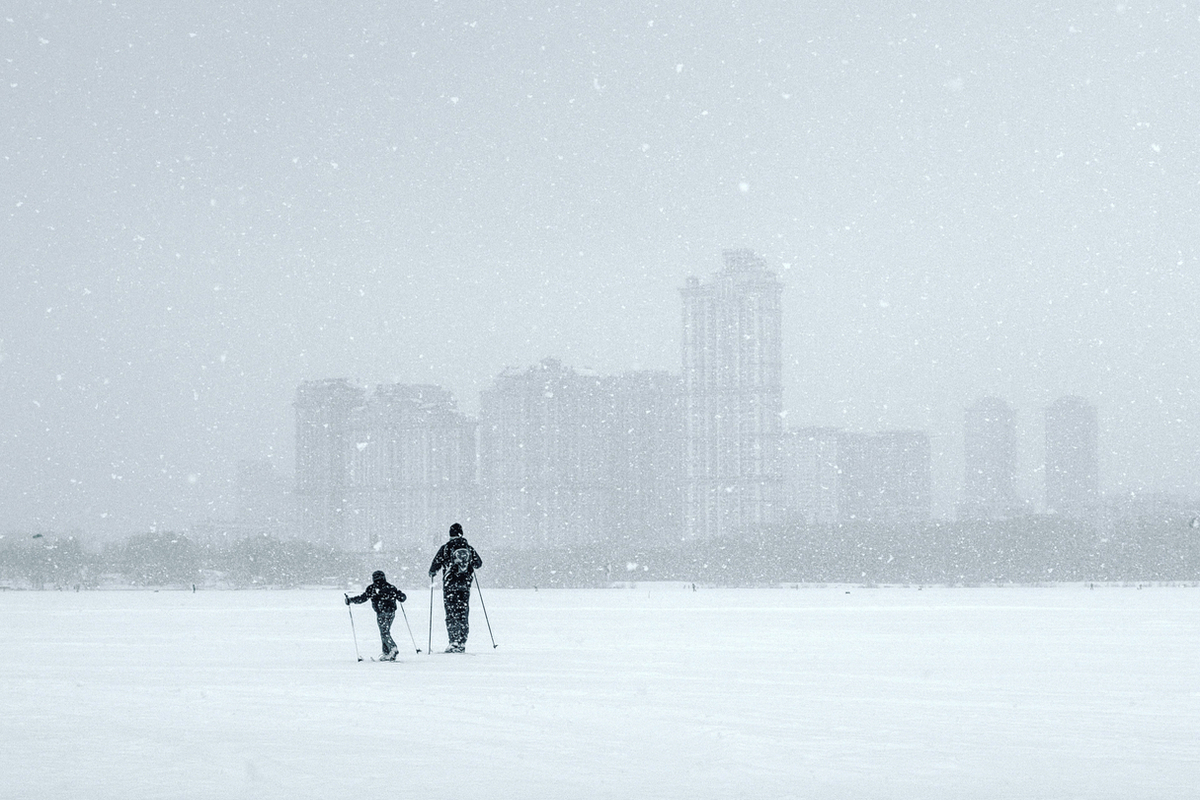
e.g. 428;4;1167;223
1;585;1198;799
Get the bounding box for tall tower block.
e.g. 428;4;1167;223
680;249;783;539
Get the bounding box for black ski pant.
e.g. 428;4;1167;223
442;588;471;646
376;610;397;655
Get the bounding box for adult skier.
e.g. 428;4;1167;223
346;570;407;661
428;522;483;653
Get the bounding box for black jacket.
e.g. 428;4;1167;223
349;579;406;614
428;537;482;591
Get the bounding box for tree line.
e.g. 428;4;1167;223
2;515;1198;590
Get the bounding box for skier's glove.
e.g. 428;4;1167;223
399;592;407;603
344;595;351;605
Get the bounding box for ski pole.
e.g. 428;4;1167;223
398;600;421;653
345;594;363;662
427;578;435;655
473;574;497;649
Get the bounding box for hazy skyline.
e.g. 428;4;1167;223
4;1;1199;535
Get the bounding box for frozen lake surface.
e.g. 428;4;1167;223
3;584;1198;799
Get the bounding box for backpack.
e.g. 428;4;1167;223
450;546;473;575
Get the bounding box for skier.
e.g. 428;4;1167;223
428;522;483;653
346;570;407;661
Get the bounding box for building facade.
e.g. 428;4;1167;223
782;427;841;525
477;359;686;548
604;370;687;545
680;250;784;539
294;380;475;551
478;359;613;548
344;384;478;551
1044;396;1098;520
295;379;365;548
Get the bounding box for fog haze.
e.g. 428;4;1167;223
4;1;1198;535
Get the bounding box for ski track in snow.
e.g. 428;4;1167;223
2;585;1198;799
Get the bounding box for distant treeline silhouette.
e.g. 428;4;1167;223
3;517;1198;590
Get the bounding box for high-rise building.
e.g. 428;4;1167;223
837;430;931;524
1045;396;1098;520
478;359;613;548
960;397;1020;520
295;380;475;551
680;250;783;539
344;384;477;551
294;379;365;547
604;370;686;544
477;360;686;548
782;427;841;525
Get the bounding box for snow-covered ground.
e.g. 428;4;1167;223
2;584;1197;799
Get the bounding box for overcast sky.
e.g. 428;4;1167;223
4;1;1198;535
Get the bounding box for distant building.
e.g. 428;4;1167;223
782;427;841;525
680;250;784;539
344;384;477;552
477;359;685;548
294;379;365;547
960;397;1021;520
1044;396;1098;520
294;379;475;551
604;370;687;544
478;359;613;548
837;430;931;524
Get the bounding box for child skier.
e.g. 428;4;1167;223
346;570;407;661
